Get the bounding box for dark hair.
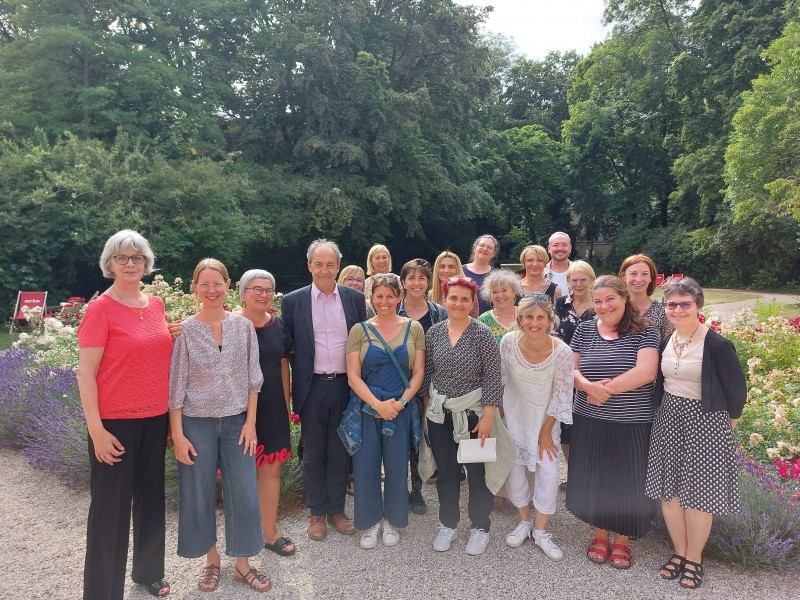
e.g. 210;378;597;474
618;254;658;296
399;259;433;294
441;276;479;304
591;275;650;336
370;272;402;298
662;276;704;309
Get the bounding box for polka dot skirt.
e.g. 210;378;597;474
645;392;741;515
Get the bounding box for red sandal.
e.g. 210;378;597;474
587;537;610;564
610;543;633;569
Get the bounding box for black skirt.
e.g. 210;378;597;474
645;392;741;515
566;413;655;538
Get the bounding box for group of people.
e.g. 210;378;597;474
77;229;746;599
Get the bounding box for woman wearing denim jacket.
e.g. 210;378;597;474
169;258;269;593
397;258;448;514
346;273;426;549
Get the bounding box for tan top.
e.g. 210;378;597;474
662;336;704;400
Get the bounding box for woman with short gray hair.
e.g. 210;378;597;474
645;277;746;589
477;269;522;343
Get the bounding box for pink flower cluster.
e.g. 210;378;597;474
776;458;800;481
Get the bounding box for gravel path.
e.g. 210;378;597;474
2;447;797;600
703;290;799;322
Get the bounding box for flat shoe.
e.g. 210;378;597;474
142;579;170;597
197;565;220;592
234;566;272;593
264;536;296;556
587;537;610;564
659;553;686;580
610;543;633;569
680;559;704;589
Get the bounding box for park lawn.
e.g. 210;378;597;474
0;332;19;351
653;289;759;304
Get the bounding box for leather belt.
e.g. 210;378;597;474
313;373;346;380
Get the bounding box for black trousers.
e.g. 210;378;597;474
299;376;350;516
427;411;493;531
83;413;168;600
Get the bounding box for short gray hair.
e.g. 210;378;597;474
239;269;276;301
480;269;522;302
306;238;342;264
661;276;704;309
100;229;156;278
548;231;571;244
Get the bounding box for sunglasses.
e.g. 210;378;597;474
373;273;400;282
515;293;552;306
664;301;694;311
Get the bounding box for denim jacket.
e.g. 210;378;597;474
397;299;448;324
338;390;421;456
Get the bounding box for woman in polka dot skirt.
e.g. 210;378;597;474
645;277;747;590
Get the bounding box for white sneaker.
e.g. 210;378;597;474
505;520;533;548
382;519;400;547
360;522;382;549
432;523;458;552
534;531;564;561
466;528;490;555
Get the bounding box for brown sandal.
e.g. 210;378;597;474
234;566;272;593
197;564;220;592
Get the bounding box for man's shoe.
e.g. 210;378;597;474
327;513;356;535
409;490;427;515
466;528;490;556
307;515;327;541
432;523;458;552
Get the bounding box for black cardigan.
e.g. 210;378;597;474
651;328;747;418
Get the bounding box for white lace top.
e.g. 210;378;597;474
499;331;574;471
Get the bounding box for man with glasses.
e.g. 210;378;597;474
544;232;575;297
281;239;367;541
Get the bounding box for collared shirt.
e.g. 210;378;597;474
311;282;349;374
544;260;573;297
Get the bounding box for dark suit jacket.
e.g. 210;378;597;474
281;284;367;414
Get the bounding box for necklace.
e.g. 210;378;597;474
111;289;146;320
672;324;700;375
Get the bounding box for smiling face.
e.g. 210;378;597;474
438;256;458;281
402;269;429;300
663;293;698;328
623;261;652;297
109;250;145;284
548;235;572;262
194;268;230;310
519;306;552;341
592;286;626;328
308;245;340;289
568;272;591;298
242;277;274;314
371;251;390;275
444;284;474;320
491;284;514;310
474;237;496;262
371;284;401;315
524;252;546;277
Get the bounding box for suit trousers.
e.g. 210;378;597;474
83;413;168;600
300;375;350;516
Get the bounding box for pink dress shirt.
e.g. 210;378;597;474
311;282;349;374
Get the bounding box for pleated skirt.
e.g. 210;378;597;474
645;392;741;515
565;413;655;538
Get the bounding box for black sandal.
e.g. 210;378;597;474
142;579;170;597
680;559;704;589
264;536;296;556
659;554;686;580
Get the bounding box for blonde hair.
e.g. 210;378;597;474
519;244;548;265
431;250;466;305
338;265;366;285
366;244;392;276
566;260;596;282
514;295;557;333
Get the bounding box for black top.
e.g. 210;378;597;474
555;295;595;345
651;328;747;418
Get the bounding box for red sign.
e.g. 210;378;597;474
14;291;47;320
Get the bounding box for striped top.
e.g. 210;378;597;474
570;320;660;423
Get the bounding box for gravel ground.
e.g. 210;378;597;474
2;448;797;600
703;290;799;322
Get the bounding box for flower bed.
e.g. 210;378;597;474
5;277;301;506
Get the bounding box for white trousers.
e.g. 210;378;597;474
504;458;559;515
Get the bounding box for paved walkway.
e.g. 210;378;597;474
703;290;798;322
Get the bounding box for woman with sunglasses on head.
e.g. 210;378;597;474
169;259;270;593
519;245;562;303
338;265;366;293
419;276;514;556
619;254;674;340
78;230;172;599
463;235;500;315
345;273;426;549
432;250;478;318
645;277;746;590
566;276;659;570
396;259;448;514
235;270;296;558
477;269;522;344
500;296;573;560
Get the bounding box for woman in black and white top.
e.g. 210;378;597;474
645;277;746;590
421;276;506;556
566;275;659;570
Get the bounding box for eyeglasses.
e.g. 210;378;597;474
246;286;274;296
344;277;364;285
476;243;495;251
112;255;145;265
664;301;694;311
195;282;227;291
373;273;400;282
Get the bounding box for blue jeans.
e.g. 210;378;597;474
177;412;262;558
352;407;411;530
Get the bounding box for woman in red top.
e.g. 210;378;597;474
77;229;173;599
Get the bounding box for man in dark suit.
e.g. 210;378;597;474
281;239;367;541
